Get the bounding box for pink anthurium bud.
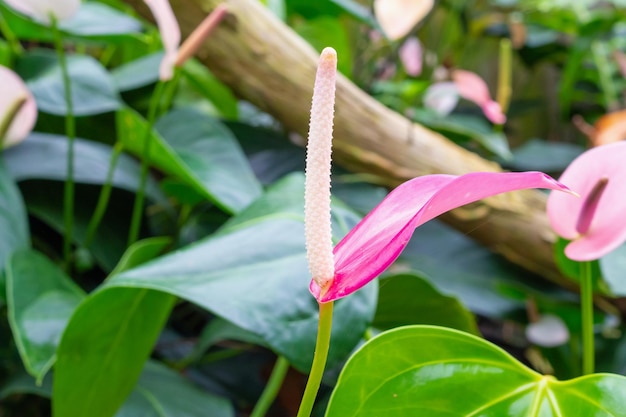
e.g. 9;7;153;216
452;69;506;124
310;171;571;302
144;0;181;81
399;36;423;77
144;1;227;81
0;66;37;148
547;142;626;261
4;0;80;24
304;47;337;297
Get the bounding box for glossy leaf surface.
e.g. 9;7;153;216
17;50;120;116
0;161;28;274
327;325;626;416
117;107;262;214
6;250;84;383
374;273;478;334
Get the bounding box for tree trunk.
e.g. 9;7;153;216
125;0;573;288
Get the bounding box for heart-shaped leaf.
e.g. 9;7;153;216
326;325;626;416
17;49;120;116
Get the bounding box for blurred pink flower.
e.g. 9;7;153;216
423;82;459;116
452;69;506;125
144;0;181;81
4;0;80;24
0;66;37;148
374;0;434;40
399;37;423;77
311;171;570;302
144;0;227;81
547;142;626;261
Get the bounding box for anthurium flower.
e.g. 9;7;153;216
374;0;434;40
452;69;506;125
4;0;80;24
399;37;423;77
310;171;570;302
143;0;227;81
423;82;459;116
0;65;37;148
547;142;626;261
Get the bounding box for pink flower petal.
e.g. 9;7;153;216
311;171;570;302
399;37;423;77
453;69;506;124
547;142;626;261
374;0;434;40
4;0;80;23
423;82;459;116
0;66;37;148
144;0;181;81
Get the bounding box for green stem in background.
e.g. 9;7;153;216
580;261;594;375
84;142;124;248
0;13;22;57
0;96;27;148
160;68;182;115
51;17;76;271
592;41;619;112
127;80;167;246
249;356;290;417
296;301;334;417
497;38;512;115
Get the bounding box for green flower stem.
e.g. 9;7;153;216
0;13;22;57
249;356;290;417
84;142;124;248
296;301;334;417
127;80;167;246
497;38;512;115
580;261;594;375
51;17;76;271
160;68;182;116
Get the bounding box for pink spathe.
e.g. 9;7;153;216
144;0;181;81
452;69;506;124
4;0;80;23
547;142;626;261
0;66;37;148
399;37;423;77
311;172;570;302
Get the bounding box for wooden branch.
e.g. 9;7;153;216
125;0;572;288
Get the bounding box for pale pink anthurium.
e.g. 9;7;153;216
4;0;80;24
399;37;423;77
374;0;434;40
0;66;37;148
310;171;571;302
452;69;506;125
144;0;181;81
547;142;626;261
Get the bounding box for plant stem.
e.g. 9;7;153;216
296;301;334;417
497;38;512;115
580;261;594;375
249;356;290;417
84;142;124;248
0;13;22;57
127;81;166;246
51;17;76;272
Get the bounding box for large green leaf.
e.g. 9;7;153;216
115;361;234;417
4;133;162;200
117;107;262;214
106;173;376;371
326;325;626;416
53;239;177;417
53;288;175;417
374;273;479;335
17;49;121;116
0;160;28;274
6;250;85;383
0;2;143;43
